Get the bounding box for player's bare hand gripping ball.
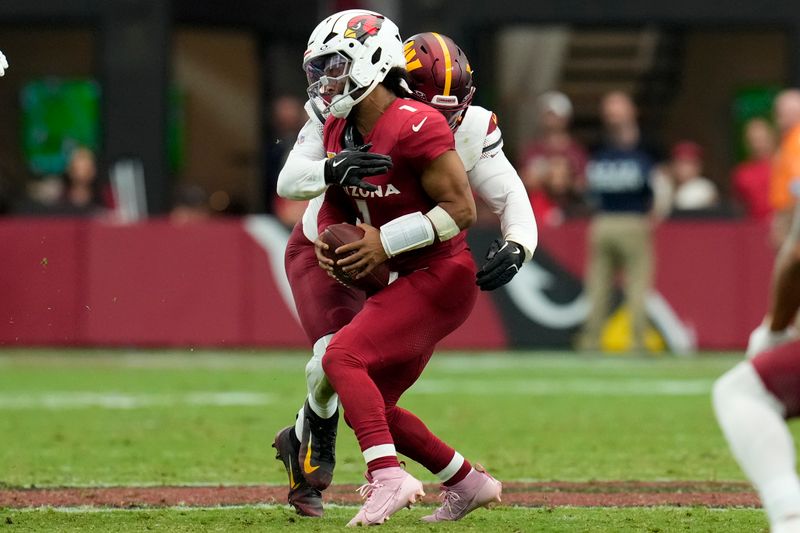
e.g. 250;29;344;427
324;144;392;192
476;239;524;291
335;223;388;279
314;238;335;274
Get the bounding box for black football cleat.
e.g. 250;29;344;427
297;400;339;491
273;426;323;517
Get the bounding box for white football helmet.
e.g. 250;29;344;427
303;10;404;119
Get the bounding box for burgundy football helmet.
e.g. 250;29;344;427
403;32;475;129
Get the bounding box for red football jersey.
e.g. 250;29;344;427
318;97;467;273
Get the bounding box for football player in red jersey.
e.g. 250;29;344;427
309;11;502;527
272;11;534;523
713;200;800;533
311;41;500;531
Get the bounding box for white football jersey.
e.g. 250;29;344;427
454;105;503;172
278;102;537;260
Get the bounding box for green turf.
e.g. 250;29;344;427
0;349;780;487
0;506;769;532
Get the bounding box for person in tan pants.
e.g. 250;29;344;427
581;213;653;351
579;92;662;352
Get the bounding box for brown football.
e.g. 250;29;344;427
319;223;392;293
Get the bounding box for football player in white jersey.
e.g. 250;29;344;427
272;20;537;519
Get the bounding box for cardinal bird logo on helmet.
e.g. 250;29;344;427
344;14;383;42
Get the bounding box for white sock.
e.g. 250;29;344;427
363;444;397;465
293;405;305;441
713;362;800;526
307;392;338;419
307;334;338;419
295;334;338;440
435;452;466;483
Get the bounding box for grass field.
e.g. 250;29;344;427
0;349;787;531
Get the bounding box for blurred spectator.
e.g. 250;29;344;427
731;118;777;221
769;89;800;246
60;147;105;215
519;91;588;226
579;91;662;352
668;141;719;211
264;95;306;213
12;174;64;215
13;148;109;217
170;184;210;224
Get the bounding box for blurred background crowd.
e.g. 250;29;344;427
0;0;797;236
1;86;786;230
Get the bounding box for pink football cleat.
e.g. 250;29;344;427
346;467;425;527
422;464;502;522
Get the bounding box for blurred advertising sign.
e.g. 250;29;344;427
20;78;185;175
20;78;100;175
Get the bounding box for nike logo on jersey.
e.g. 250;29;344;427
411;117;428;132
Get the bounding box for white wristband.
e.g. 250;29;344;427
379;211;435;257
425;205;460;242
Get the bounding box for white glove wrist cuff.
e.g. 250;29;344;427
379;211;435;258
425;205;460;242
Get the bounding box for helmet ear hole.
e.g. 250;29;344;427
371;48;381;64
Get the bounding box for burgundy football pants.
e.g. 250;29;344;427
284;222;364;344
321;249;478;472
753;339;800;418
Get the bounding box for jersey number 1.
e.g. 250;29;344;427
355;199;372;225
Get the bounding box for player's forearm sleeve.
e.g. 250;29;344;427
469;150;538;261
276;119;328;200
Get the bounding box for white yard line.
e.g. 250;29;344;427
0;351;741;372
0;391;274;410
0;376;713;412
411;378;713;396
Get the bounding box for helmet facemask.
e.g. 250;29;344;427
304;52;363;119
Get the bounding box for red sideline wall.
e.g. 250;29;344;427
0;218;506;349
0;218;773;350
538;220;774;349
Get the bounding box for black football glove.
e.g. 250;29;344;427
476;239;525;291
324;143;392;192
